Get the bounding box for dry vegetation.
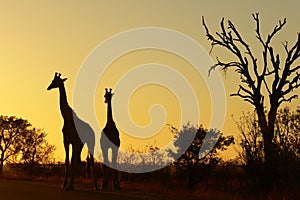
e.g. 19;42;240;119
1;160;300;200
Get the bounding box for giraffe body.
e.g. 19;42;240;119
47;72;98;191
100;88;121;190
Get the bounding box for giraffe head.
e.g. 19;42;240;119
104;88;114;103
47;72;68;90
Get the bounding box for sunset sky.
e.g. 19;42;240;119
0;1;299;161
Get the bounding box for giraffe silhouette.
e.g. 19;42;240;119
100;88;121;190
47;72;98;191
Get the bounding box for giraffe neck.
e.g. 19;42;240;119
106;100;114;123
58;85;72;120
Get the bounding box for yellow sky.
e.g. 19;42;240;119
0;1;299;161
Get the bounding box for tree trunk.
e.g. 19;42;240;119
256;106;277;188
262;129;275;188
187;165;196;189
0;160;3;176
0;151;4;176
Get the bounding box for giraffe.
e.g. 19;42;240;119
100;88;121;190
47;72;98;191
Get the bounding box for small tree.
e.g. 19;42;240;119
235;112;264;187
274;108;300;158
0;116;30;175
19;128;56;165
168;124;234;188
274;108;300;185
235;112;264;169
0;116;56;176
203;13;300;187
237;108;300;186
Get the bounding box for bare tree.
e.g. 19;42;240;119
203;13;300;186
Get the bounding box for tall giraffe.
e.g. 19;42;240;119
100;88;121;190
47;72;98;191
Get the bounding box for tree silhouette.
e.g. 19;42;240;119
236;112;266;188
203;13;300;187
0;116;56;175
168;124;234;188
236;108;300;187
235;112;264;169
273;108;300;157
0;116;30;175
19;128;55;165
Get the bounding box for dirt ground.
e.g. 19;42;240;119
0;179;156;200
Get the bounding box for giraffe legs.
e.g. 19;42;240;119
112;145;121;190
101;165;109;190
100;147;120;190
64;146;82;191
62;142;70;190
87;153;99;190
100;134;109;190
100;147;109;190
63;146;99;191
100;133;120;190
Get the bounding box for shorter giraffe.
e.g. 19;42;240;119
100;88;121;190
47;72;98;190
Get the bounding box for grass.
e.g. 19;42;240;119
1;168;300;200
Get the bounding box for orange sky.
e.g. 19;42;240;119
0;1;299;161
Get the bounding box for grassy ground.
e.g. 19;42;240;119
1;174;299;200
